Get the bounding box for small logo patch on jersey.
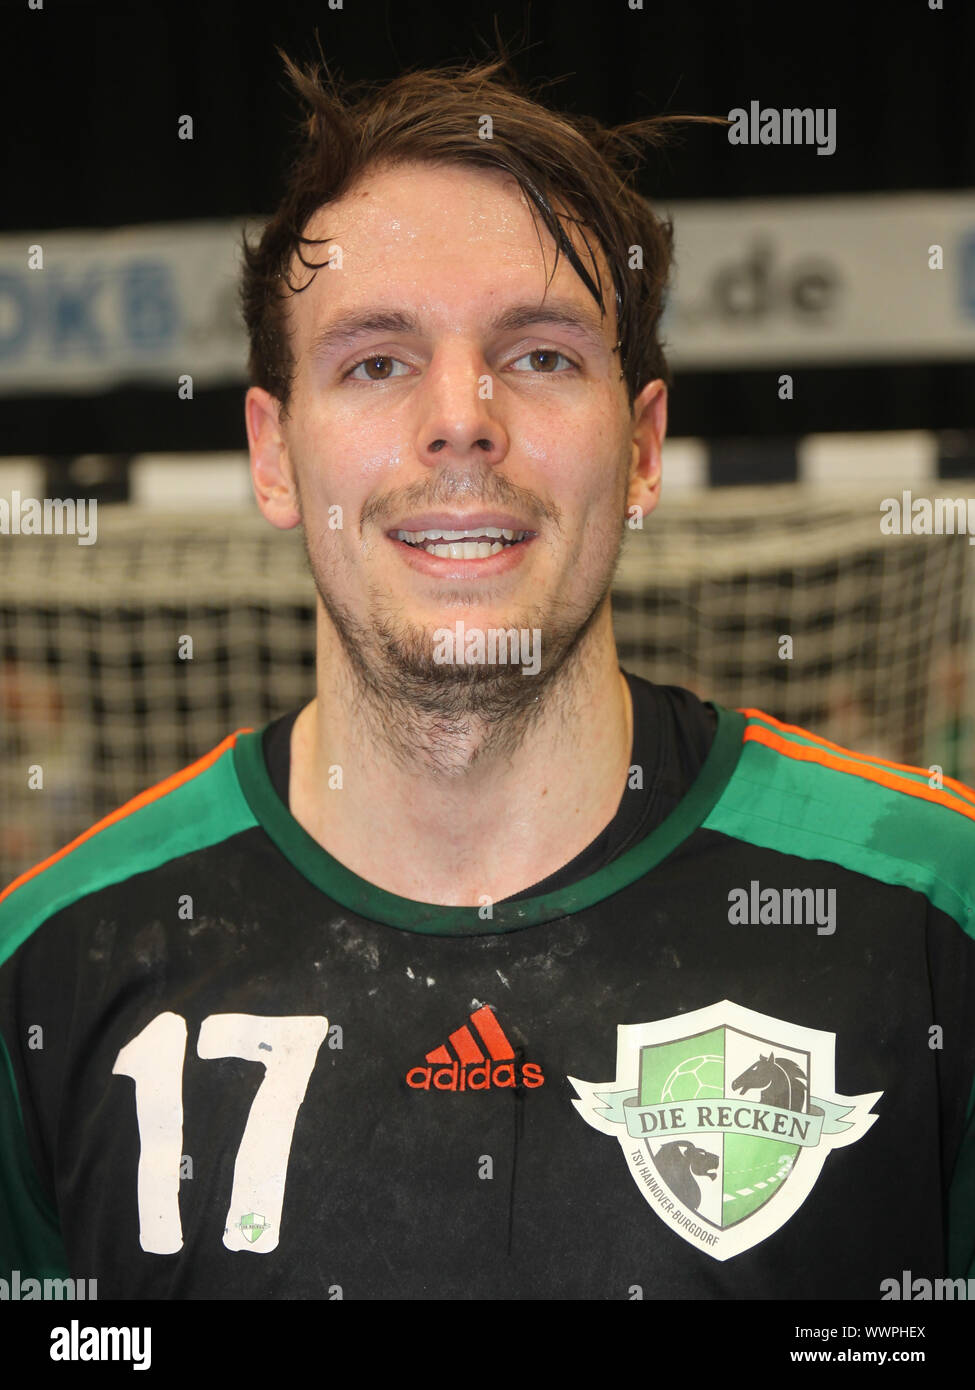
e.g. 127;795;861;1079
406;1004;545;1091
238;1212;271;1244
569;999;881;1261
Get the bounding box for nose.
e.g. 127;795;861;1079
413;345;509;470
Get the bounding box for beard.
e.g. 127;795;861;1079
299;470;629;775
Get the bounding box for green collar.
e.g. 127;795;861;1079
233;703;745;935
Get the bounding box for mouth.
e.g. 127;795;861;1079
390;525;534;559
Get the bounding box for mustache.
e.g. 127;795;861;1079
360;471;563;533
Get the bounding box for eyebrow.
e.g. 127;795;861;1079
307;299;611;361
309;311;418;361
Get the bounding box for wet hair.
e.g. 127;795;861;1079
240;47;727;415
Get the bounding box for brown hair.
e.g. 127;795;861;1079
240;48;728;416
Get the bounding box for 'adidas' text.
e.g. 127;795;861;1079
407;1060;544;1091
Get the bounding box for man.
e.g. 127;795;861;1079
2;53;974;1300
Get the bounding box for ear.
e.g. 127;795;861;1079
626;378;666;526
245;386;302;530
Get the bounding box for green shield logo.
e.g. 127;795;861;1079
239;1213;268;1244
569;1000;882;1260
635;1024;805;1229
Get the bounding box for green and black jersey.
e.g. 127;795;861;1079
1;679;974;1299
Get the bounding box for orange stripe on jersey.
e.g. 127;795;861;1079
0;728;253;909
738;706;975;809
743;723;975;825
471;1005;515;1061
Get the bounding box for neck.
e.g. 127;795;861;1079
289;603;634;906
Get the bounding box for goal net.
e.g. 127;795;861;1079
2;485;972;887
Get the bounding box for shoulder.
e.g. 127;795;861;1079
706;705;975;933
0;730;257;968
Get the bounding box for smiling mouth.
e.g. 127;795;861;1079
391;526;533;559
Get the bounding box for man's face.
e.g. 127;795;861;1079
252;160;653;710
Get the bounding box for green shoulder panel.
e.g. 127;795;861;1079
704;710;975;938
0;732;258;973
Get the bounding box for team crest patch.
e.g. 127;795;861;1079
568;999;881;1262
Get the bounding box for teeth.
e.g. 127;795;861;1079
392;522;525;544
427;541;504;558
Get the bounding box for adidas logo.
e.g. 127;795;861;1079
406;1005;545;1091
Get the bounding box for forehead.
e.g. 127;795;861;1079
287;160;614;344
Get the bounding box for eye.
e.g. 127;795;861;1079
345;355;411;381
508;348;577;374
